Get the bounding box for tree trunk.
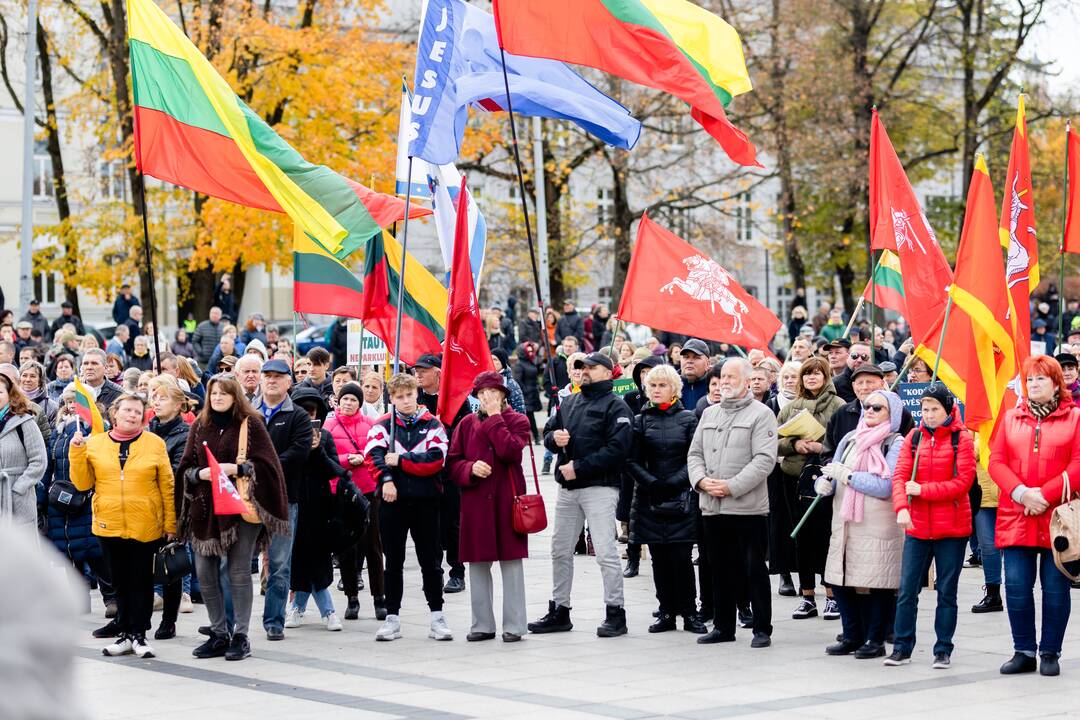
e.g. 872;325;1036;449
36;21;80;315
608;154;633;310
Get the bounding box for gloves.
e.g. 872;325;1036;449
814;474;835;497
236;462;254;479
822;462;852;485
185;467;202;489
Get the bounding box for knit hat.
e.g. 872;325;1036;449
491;347;510;371
338;382;364;404
472;371;508;396
921;382;955;415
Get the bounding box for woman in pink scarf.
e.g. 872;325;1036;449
815;389;905;660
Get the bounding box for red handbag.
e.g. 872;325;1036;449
513;441;548;534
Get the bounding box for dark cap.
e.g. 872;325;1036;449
1056;353;1079;368
922;381;955;415
61;301;73;309
879;361;898;374
261;358;291;375
851;363;884;380
822;338;852;351
337;382;364;403
414;353;441;369
218;355;237;369
29;298;39;306
577;352;614;371
680;338;710;357
472;371;509;396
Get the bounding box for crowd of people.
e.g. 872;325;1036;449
0;289;1076;679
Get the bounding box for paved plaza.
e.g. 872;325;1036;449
75;447;1080;720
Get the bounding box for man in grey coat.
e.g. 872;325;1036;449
688;357;777;648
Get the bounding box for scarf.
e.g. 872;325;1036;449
109;427;141;442
1029;397;1059;419
841;390;900;523
24;386;44;402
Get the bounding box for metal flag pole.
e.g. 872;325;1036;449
137;172;163;371
19;0;38;314
497;48;559;397
1059;121;1072;342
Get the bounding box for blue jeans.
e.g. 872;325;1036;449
1003;547;1072;656
293;586;335;618
263;503;299;632
974;509;1002;586
893;536;966;656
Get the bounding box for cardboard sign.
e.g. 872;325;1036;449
346;321;389;367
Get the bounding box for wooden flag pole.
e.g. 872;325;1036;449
869;248;878;357
137;172;163;372
841;297;865;340
498;48;560;396
1059;120;1072;342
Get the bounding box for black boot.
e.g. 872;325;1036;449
623;560;639;578
597;605;627;637
1040;653;1061;677
344;596;360;621
1000;652;1037;674
192;633;230;659
648;613;677;633
528;601;573;634
971;584;1003;613
225;633;251;661
778;574;797;597
541;457;551;474
154;621;176;640
374;595;388;621
738;605;754;629
682;614;708;634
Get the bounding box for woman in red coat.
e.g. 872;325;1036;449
990;355;1080;677
886;383;976;669
448;371;532;642
323;383;385;622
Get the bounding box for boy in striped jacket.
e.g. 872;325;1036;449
365;373;452;641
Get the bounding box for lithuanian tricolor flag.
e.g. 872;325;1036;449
72;377;105;435
361;231;447;366
492;0;759;167
129;0;388;259
861;250;906;317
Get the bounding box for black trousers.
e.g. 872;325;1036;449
651;542;697;616
340;492;384;598
696;515;712;616
703;514;772;637
832;586;895;645
439;481;465;580
380;498;443;615
100;537;159;637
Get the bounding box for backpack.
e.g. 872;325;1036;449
1051;472;1080;582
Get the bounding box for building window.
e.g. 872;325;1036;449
735;191;753;242
33;140;53;199
598;286;612;299
33;271;59;304
597;187;614;226
670;206;691;238
98;159;127;202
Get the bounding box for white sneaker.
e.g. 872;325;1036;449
131;635;155;659
429;611;453;641
102;635;133;657
324;612;343;631
375;614;402;641
284;606;304;628
153;594;163;612
180;593;194;614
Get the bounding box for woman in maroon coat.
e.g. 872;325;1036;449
448;371;532;642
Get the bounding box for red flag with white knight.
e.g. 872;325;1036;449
998;94;1038;368
868;110;954;346
437;176;494;426
1064;125;1080;254
205;442;249;516
617;213;781;350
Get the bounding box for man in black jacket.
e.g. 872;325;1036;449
48;301;84;341
529;352;634;638
822;364;914;463
824;338;856;402
328;317;349;370
555;300;585;347
253;359;314;641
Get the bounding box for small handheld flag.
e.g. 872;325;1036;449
204;442;249;516
72;376;105;435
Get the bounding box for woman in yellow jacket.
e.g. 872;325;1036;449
71;392;175;659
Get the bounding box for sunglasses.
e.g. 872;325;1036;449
850;353;870;361
862;402;886;412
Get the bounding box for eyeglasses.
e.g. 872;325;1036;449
850;353;870;361
862;403;886;412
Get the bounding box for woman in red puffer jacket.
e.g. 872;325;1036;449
886;383;976;669
324;383;385;621
990;355;1080;678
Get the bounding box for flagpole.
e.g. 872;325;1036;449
497;48;559;396
606;317;623;362
1060;120;1072;342
292;312;298;365
906;290;956;496
841;297;865;340
137;172;163;372
392;156;415;379
889;352;916;391
869;249;878;358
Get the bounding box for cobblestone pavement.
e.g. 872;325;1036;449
76;445;1080;720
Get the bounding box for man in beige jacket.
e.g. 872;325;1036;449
688;358;778;648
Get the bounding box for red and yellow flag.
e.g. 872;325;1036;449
917;155;1016;464
998;95;1038;367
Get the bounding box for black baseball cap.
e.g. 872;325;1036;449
414;353;442;369
1055;353;1078;368
577;352;614;371
822;338;852;351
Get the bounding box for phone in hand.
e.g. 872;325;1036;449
311;419;323;433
